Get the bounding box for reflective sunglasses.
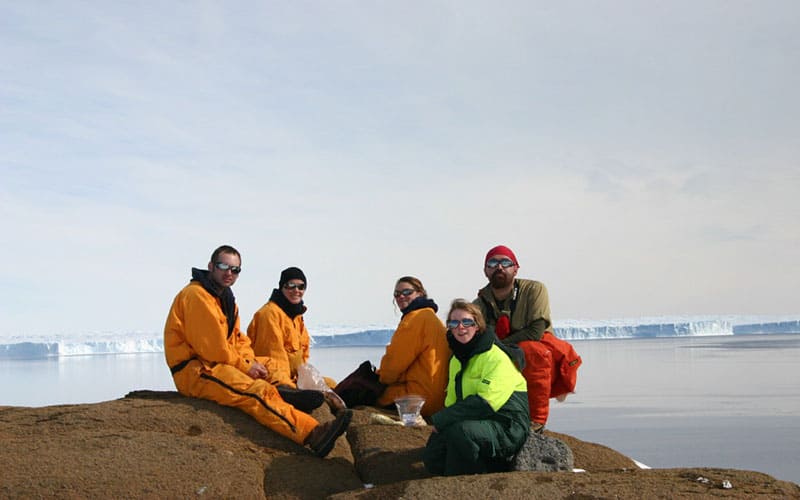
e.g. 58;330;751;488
214;262;242;274
447;318;477;329
486;258;515;269
393;288;416;298
283;282;306;291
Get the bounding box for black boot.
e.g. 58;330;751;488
277;385;325;413
304;409;353;458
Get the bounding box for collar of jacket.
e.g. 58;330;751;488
269;288;307;319
400;296;438;317
478;280;519;319
191;267;237;337
447;327;494;364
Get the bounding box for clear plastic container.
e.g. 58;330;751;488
394;395;426;426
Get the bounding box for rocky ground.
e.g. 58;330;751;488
0;390;797;499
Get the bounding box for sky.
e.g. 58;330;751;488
1;1;798;337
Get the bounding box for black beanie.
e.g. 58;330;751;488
279;267;307;288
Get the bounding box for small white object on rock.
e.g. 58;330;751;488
369;413;403;426
696;477;710;484
721;480;733;489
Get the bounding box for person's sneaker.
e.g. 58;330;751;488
531;422;545;434
304;409;353;458
323;390;347;415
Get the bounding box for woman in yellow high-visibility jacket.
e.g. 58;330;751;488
423;299;529;476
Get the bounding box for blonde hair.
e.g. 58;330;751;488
447;299;486;333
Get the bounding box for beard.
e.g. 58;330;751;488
489;270;512;289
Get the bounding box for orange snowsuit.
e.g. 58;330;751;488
164;280;318;445
376;306;450;417
247;301;310;387
247;300;337;389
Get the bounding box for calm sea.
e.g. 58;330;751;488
1;334;798;484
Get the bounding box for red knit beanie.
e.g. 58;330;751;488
485;245;519;266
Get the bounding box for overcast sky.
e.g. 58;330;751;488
1;2;798;337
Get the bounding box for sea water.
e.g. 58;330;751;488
1;334;798;484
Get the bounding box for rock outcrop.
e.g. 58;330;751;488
0;390;796;499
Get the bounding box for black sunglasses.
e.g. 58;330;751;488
486;258;514;269
393;288;416;298
283;282;306;291
214;262;242;274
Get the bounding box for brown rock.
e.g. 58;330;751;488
0;391;796;499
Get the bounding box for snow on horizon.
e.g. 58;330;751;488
2;314;800;343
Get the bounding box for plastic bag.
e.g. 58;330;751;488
297;363;330;392
298;363;347;411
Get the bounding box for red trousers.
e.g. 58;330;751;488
518;340;553;425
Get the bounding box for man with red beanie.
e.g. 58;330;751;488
474;245;554;432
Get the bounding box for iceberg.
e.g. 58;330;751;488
1;317;797;359
311;329;394;347
310;317;800;345
554;318;732;340
732;320;800;335
0;333;164;360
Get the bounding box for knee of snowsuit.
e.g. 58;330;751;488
423;420;517;476
171;359;318;445
518;340;553;425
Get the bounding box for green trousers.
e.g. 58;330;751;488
423;419;525;476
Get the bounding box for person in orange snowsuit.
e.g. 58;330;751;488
474;245;554;432
375;276;450;417
164;245;351;457
247;266;344;413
